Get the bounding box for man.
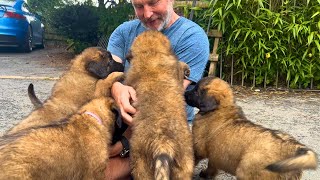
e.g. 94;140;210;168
105;0;209;178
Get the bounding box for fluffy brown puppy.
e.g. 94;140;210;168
124;30;194;180
7;47;124;134
27;49;124;108
184;77;318;180
0;96;121;180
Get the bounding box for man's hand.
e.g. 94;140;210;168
183;79;192;90
111;82;137;126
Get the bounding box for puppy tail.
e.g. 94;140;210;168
154;153;172;180
266;147;318;173
28;83;43;108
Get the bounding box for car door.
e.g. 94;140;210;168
21;2;42;44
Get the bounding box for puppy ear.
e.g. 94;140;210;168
184;68;190;78
86;61;108;79
178;62;190;79
111;104;122;128
199;95;219;113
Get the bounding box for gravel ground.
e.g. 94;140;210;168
0;47;319;179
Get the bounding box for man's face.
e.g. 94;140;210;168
132;0;174;31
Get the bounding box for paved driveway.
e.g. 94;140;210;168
0;48;319;179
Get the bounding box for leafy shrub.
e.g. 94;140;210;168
51;4;99;53
97;1;134;38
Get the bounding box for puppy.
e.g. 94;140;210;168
0;96;121;180
8;47;124;134
184;77;318;179
125;30;194;180
27;47;124;108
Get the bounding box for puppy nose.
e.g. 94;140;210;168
184;91;191;101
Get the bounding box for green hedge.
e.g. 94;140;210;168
50;4;100;53
48;2;133;53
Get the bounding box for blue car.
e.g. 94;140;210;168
0;0;44;52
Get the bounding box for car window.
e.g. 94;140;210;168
21;3;30;13
0;0;15;7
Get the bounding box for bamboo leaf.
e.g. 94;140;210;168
274;17;279;26
190;7;203;11
230;11;238;24
212;7;220;16
225;0;231;9
302;49;308;60
246;47;250;58
234;29;241;41
257;0;264;8
311;12;320;19
243;30;250;42
308;32;314;45
315;40;320;52
226;43;231;55
237;0;241;8
294;74;299;85
226;2;233;10
292;16;295;24
222;21;226;33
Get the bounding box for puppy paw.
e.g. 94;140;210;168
94;72;124;97
106;72;125;82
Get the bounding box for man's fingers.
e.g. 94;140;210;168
128;87;137;102
120;108;133;126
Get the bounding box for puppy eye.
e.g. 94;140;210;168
106;51;113;59
199;90;206;96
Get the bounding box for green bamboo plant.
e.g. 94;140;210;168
204;0;320;89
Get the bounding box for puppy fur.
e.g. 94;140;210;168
8;47;124;134
184;77;318;180
0;96;121;180
125;30;194;180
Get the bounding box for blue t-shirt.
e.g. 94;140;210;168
107;17;209;122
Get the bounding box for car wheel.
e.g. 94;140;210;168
38;31;45;49
21;25;33;53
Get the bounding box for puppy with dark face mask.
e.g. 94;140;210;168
185;77;318;179
8;47;124;134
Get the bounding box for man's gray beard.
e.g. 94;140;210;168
156;8;172;31
142;7;173;31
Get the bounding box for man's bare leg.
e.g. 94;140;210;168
105;156;131;180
